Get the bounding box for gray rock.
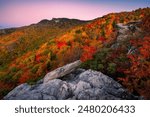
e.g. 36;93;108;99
4;83;31;99
74;81;91;95
42;95;56;100
117;23;128;29
76;88;121;100
57;82;71;99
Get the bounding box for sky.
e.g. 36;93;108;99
0;0;149;28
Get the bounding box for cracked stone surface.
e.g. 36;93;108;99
112;21;142;49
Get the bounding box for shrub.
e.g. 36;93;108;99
75;29;82;34
46;60;51;71
89;61;98;70
10;67;19;73
12;70;23;82
107;63;117;74
98;64;104;71
31;64;40;74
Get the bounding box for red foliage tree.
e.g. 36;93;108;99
98;37;106;43
19;70;31;84
80;46;96;62
119;36;150;98
57;41;67;49
86;24;93;29
141;14;150;33
126;37;150;78
35;54;41;62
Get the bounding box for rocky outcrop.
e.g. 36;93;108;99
112;21;142;49
4;61;140;100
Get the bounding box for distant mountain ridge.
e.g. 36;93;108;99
0;18;88;36
38;18;89;24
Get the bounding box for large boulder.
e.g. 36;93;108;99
4;66;141;100
44;60;81;83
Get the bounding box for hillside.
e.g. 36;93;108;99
81;13;150;99
0;8;150;99
0;18;88;66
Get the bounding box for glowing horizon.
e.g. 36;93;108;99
0;0;149;28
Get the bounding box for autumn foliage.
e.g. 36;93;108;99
122;37;150;98
118;15;150;98
80;46;96;62
141;14;150;33
0;8;150;99
57;41;67;49
81;10;150;99
98;37;106;43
